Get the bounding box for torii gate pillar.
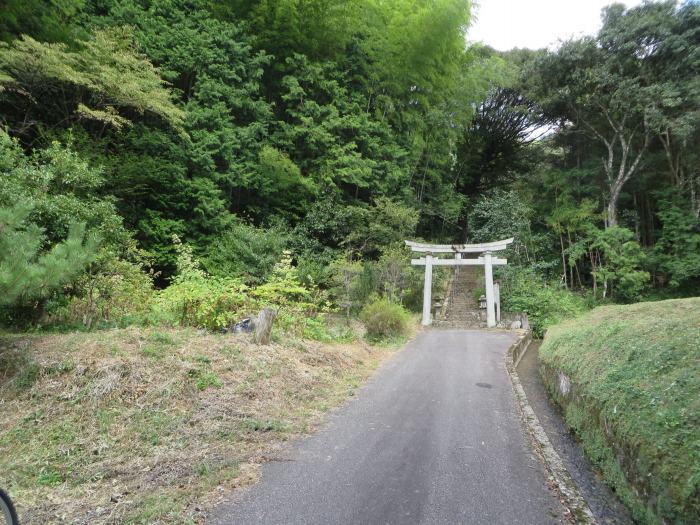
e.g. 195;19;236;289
421;255;433;326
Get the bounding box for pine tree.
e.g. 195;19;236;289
0;204;97;306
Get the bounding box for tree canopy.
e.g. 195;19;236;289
0;0;698;324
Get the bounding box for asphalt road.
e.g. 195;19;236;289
208;330;567;525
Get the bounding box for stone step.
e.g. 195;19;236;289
433;320;486;329
437;267;488;326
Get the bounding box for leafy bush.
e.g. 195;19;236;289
0;130;130;250
360;298;410;340
344;198;420;258
152;243;328;333
351;263;380;309
204;221;290;285
150;239;251;330
151;275;250;331
247;251;332;338
376;245;423;306
586;226;650;302
500;268;590;337
327;245;425;314
297;249;340;291
328;256;370;313
302;315;355;343
255;146;317;218
252;251;318;310
53;246;155;328
652;199;700;291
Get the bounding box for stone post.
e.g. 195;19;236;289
494;282;501;323
254;308;277;345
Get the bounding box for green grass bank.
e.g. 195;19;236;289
539;298;699;524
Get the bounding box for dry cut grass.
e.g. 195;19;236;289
0;326;399;524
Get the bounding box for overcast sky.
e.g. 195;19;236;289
468;0;644;51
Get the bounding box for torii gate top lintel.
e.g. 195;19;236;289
404;237;514;254
405;237;514;328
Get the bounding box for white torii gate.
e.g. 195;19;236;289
405;238;514;328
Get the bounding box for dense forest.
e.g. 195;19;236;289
0;0;698;333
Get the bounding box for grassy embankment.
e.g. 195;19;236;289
539;298;699;524
0;326;406;524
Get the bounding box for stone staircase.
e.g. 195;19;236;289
434;266;487;329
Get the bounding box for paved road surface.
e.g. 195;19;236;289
208;330;567;525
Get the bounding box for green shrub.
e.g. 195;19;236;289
0;204;98;312
302;315;354;343
586;226;650;302
652;198;700;291
151;275;250;330
55;247;155;328
343;198;420;257
500;268;589;337
468;188;535;266
326;246;426;314
351;262;379;309
151;242;329;333
149;239;252;330
360;298;410;340
296;249;336;290
204;221;290;285
251;251;316;309
376;245;424;308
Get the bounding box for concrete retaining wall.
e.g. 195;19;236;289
538;362;662;524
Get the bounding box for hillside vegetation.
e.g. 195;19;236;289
539;298;700;524
0;327;401;524
1;1;699;335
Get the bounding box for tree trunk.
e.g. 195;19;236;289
592;273;598;299
659;128;681;185
575;261;583;289
633;193;641;241
566;231;575;288
581;112;649;228
559;233;568;288
607;197;619;228
691;174;700;219
646;193;655;245
588;249;598;299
